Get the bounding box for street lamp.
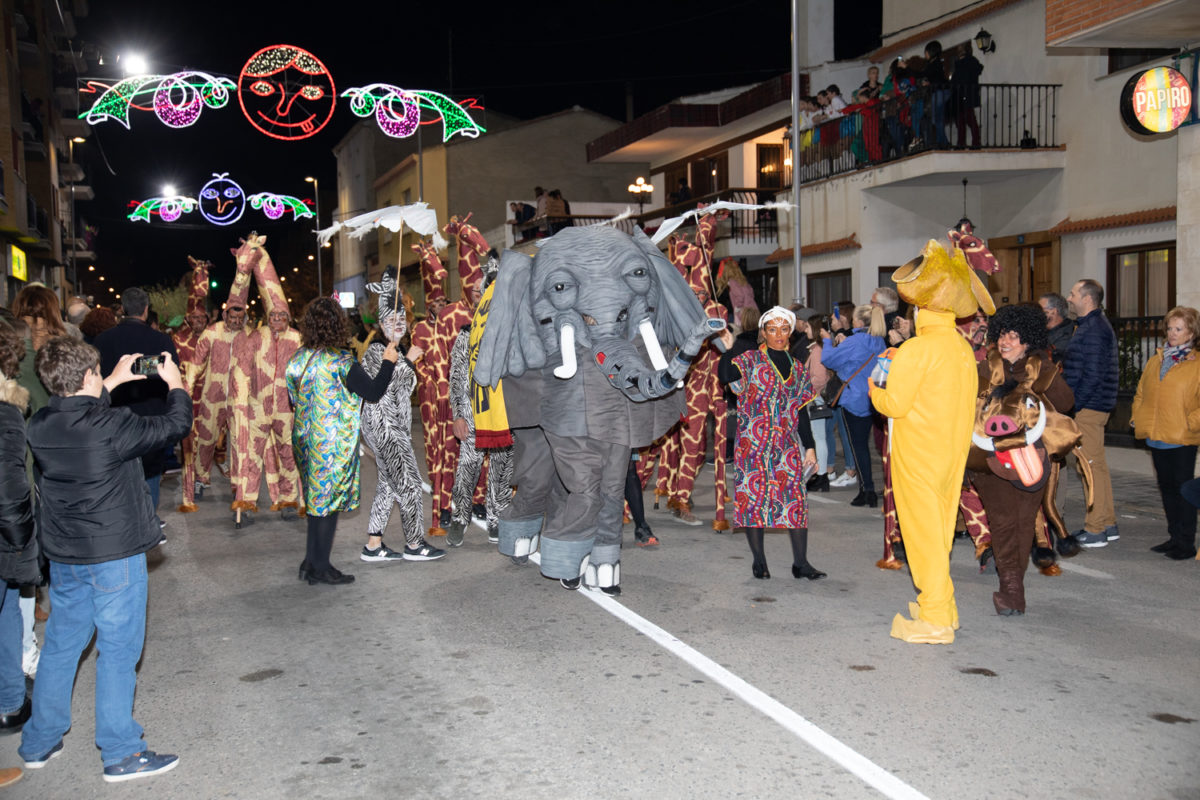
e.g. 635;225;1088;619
627;176;653;215
305;176;322;295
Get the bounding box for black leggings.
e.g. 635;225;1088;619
843;411;876;492
305;512;340;574
745;527;813;569
624;460;647;529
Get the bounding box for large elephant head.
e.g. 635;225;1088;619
474;226;708;389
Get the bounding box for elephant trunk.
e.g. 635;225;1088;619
638;318;669;370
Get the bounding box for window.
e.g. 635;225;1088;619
806;269;852;318
757;144;784;189
1106;242;1175;318
1107;49;1178;75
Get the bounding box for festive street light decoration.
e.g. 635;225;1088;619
127;173;312;225
249;191;315;220
341;84;485;141
198;173;247;225
237;44;336;140
82;72;236;129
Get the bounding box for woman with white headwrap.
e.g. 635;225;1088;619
717;306;824;581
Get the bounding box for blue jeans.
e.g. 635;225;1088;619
0;586;25;714
835;408;856;471
20;554;148;766
146;475;161;511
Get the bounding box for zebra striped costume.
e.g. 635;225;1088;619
361;342;425;546
449;327;513;536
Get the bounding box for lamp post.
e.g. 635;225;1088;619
67;137;84;292
305;176;323;296
627;176;653;215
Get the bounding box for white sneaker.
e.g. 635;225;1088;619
22;647;39;678
830;473;858;488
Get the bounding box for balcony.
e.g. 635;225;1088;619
792;83;1061;185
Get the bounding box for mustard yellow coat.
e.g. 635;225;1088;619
870;308;978;641
1131;350;1200;446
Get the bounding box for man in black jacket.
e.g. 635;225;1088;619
18;336;191;783
94;287;179;513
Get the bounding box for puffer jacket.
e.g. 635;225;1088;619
0;375;40;586
819;328;886;417
1063;309;1118;413
1131;350;1200;445
26;387;191;565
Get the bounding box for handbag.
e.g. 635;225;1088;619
827;353;877;408
807;402;833;421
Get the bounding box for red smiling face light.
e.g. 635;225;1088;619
238;45;335;141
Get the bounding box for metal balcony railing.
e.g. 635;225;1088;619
1112;316;1165;397
793;83;1061;184
512;188;782;247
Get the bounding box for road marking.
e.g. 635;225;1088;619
560;558;930;799
1057;561;1114;579
421;473;925;796
809;495;842;505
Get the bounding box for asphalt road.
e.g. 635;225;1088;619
1;436;1197;799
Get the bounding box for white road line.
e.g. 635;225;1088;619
809;495;842;505
1057;561;1114;579
525;549;929;800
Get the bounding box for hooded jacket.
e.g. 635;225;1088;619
26;386;191;564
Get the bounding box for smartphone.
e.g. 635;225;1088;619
832;305;840;320
133;354;164;375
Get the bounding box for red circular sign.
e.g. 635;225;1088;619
1121;67;1192;136
238;45;336;141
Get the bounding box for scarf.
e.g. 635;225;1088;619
1159;344;1191;380
469;282;512;448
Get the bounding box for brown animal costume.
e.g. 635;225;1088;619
229;234;303;519
175;258;209;512
410;237;452;535
967;320;1092;615
180;252;253;510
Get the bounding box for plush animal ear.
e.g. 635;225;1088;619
473;249;545;388
968;266;996;315
631;227;706;351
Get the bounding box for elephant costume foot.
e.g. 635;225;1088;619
584;544;621;596
540;537;593;581
498;516;543;559
890;613;956;644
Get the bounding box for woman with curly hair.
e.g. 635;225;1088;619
286;298;398;586
968;304;1073;615
79;307;118;344
11;286;70;415
1131;306;1200;560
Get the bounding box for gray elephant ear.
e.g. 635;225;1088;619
631;227;706;350
474;249;545;388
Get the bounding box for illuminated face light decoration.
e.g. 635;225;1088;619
342;84;485;141
238;45;336;140
248;192;314;221
127;195;198;223
82;73;235;129
198;173;247;226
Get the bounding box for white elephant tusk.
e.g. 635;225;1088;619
1024;401;1047;445
639;318;668;370
972;431;996;452
554;323;577;379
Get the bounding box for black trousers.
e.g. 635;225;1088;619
843;410;876;492
1150;445;1198;549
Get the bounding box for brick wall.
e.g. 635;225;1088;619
1046;0;1166;45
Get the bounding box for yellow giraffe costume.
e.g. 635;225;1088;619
869;238;995;644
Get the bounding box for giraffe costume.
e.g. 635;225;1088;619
179;249;254;510
229;234;303;517
410;237;454;536
174;257;209;513
672;212;730;529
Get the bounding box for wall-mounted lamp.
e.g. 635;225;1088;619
974;29;996;54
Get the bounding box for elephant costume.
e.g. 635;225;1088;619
474;226;725;593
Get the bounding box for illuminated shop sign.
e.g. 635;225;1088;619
9;245;26;281
1121;66;1193;135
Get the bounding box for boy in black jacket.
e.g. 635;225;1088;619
18;336;191;783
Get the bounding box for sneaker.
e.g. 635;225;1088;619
1074;530;1108;548
471;503;487;520
102;750;179;783
446;522;466;548
487;524;499;544
361;542;405;562
830;472;858;488
403;542;446;561
673;508;702;526
23;740;64;769
1104;525;1120;541
22;646;38;678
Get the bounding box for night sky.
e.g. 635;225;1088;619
72;0;792;295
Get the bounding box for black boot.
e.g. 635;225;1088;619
850;490;877;507
745;527;768;579
805;473;830;493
